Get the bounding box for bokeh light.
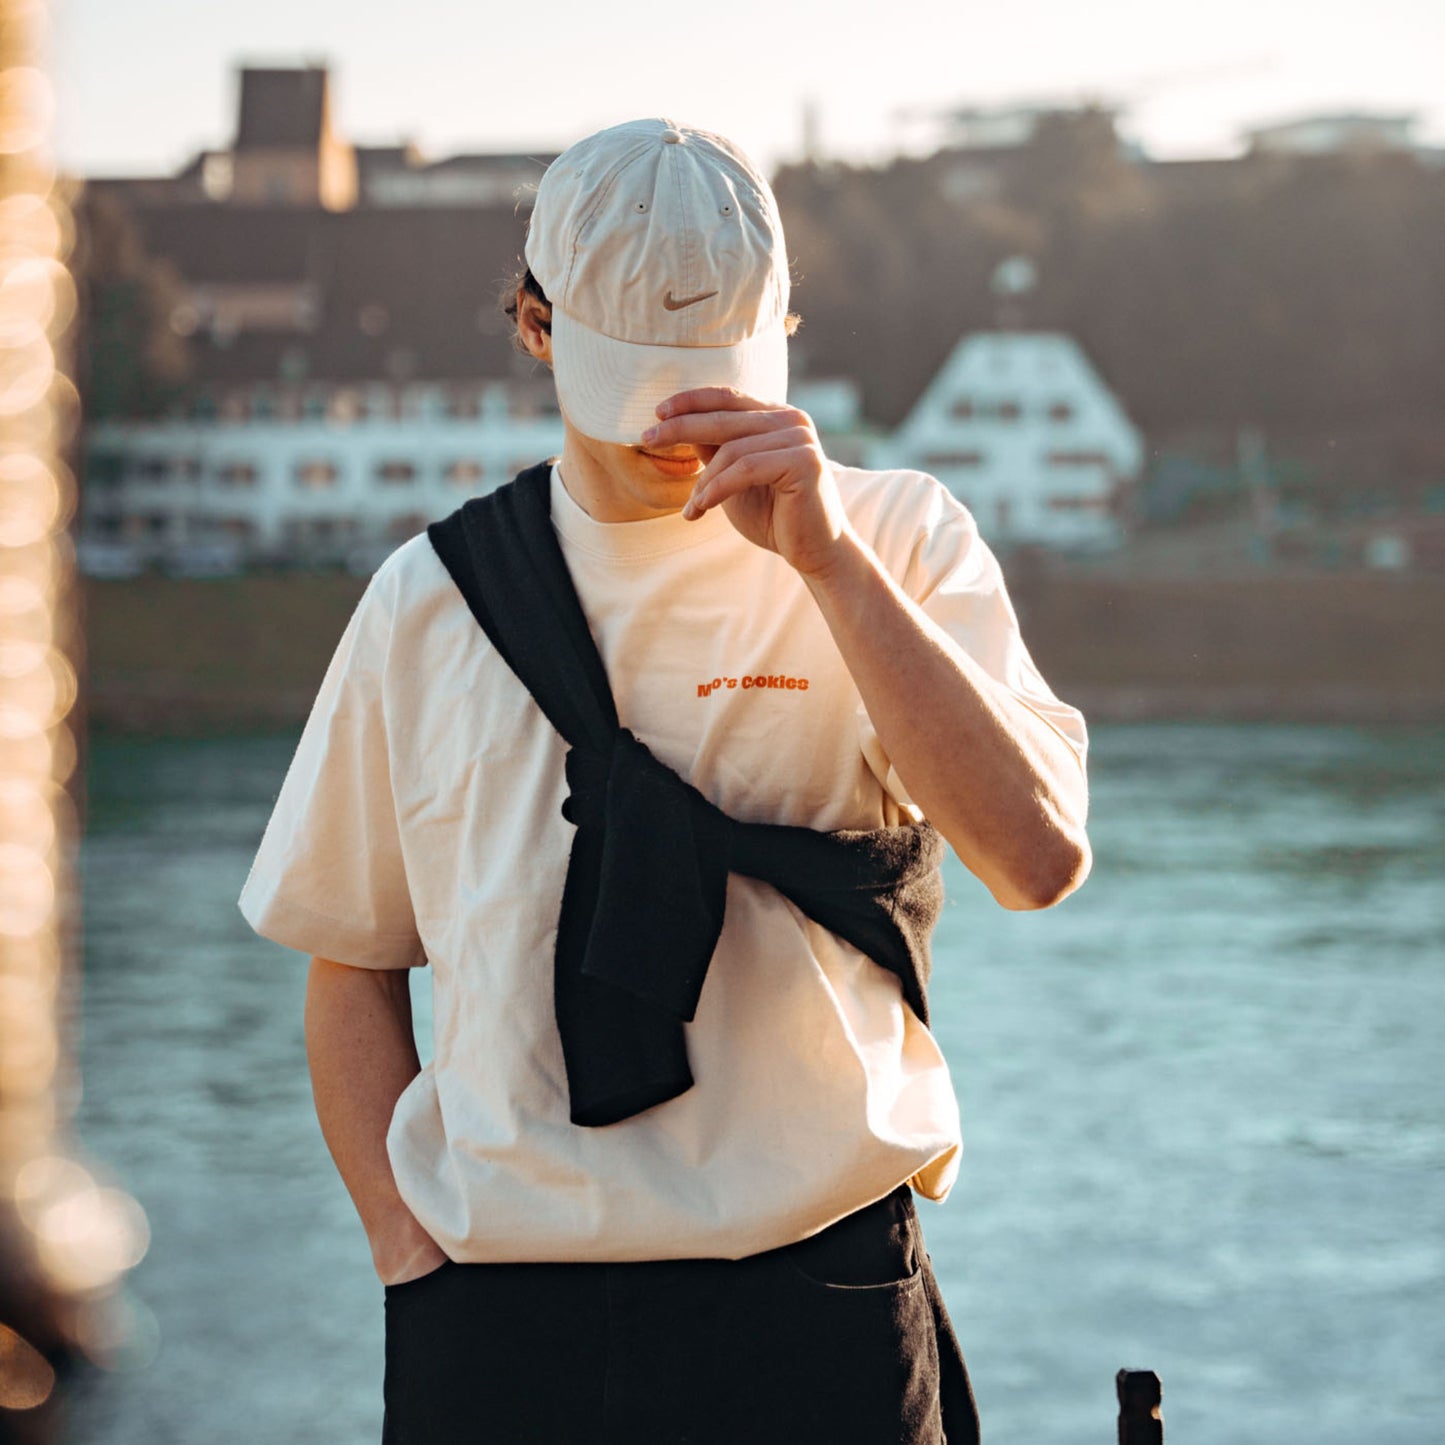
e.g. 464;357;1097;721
0;0;148;1421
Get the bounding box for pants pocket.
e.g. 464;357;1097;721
779;1184;923;1290
764;1189;943;1444
382;1257;455;1301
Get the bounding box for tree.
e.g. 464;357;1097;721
71;189;191;420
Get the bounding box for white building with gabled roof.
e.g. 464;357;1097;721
874;331;1144;551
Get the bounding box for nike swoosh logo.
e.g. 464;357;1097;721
663;289;719;311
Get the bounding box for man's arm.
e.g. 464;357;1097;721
647;388;1090;910
796;535;1088;909
304;956;449;1284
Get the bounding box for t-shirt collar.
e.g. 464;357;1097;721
548;462;731;562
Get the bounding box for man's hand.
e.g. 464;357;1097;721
643;388;851;577
305;957;451;1287
373;1204;450;1286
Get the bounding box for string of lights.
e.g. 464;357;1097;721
0;0;147;1427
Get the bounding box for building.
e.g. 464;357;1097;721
81;379;565;573
892;102;1136;205
80;373;862;575
1241;111;1422;158
87;63;556;214
81;372;865;575
77;61;871;573
875;332;1144;552
227;65;358;210
76;63;567;570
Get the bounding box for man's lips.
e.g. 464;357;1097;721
637;448;704;479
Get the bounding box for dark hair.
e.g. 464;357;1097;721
502;266;552;342
501;266;802;346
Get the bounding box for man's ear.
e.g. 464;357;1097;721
516;288;554;367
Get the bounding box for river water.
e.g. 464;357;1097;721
63;723;1444;1444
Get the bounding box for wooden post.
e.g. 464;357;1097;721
1117;1368;1163;1444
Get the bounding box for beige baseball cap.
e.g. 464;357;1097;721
524;118;790;444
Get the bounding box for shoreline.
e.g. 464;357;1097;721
78;571;1445;735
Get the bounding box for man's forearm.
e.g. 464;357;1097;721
802;531;1091;910
304;955;446;1282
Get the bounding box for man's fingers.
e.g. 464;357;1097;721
688;428;819;513
697;426;815;485
688;446;818;514
656;387;780;418
644;406;800;449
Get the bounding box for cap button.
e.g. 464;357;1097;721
662;128;683;144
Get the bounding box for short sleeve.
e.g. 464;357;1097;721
238;564;426;969
855;474;1089;813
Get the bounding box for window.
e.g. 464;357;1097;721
444;459;486;488
949;398;975;420
295;460;340;490
135;457;170;483
386;513;429;542
1047;402;1075;423
87;452;124;487
217;462;259;488
282;516;357;545
444;388;482;420
251;391;276;421
302;390;328;421
1047;495;1110;512
995;402;1020;422
922;452;985;469
201;154;233;201
374;460;416;485
1046;451;1109;468
506;383;563;420
329;390;367;425
213;516;257;540
220;393;249;423
374;387;406;422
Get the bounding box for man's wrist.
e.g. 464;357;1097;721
368;1200;446;1283
795;526;876;596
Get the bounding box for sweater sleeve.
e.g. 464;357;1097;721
237;558;426;969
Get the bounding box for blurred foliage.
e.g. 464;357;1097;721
71;189;191;420
774;112;1445;435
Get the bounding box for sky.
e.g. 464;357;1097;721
50;0;1445;176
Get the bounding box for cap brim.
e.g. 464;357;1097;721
549;309;790;445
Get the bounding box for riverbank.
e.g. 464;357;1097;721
78;569;1445;734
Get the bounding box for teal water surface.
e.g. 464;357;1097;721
65;724;1445;1443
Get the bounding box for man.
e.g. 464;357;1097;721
240;118;1090;1443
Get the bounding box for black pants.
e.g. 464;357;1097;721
381;1186;979;1444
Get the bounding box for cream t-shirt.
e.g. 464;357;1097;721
238;462;1087;1262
